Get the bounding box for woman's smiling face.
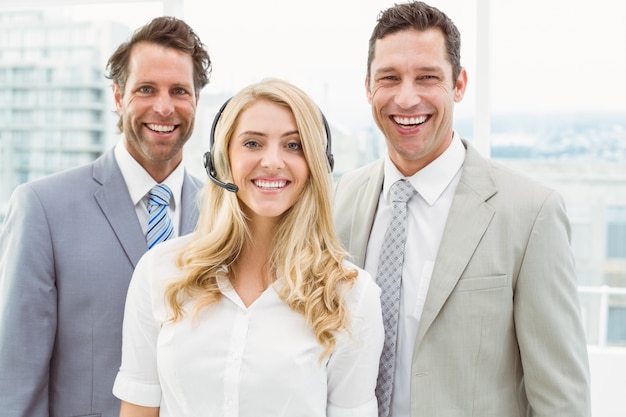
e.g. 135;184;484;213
228;99;309;224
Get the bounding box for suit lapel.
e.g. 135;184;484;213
92;150;146;268
415;142;497;348
179;173;202;235
349;160;384;267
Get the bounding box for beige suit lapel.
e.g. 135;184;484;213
415;142;498;348
347;160;384;267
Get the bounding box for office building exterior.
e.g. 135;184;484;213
0;10;128;221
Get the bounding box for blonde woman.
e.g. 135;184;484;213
113;78;384;417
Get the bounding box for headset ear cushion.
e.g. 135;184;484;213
321;112;333;172
203;151;214;176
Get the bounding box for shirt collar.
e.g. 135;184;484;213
114;140;185;209
383;132;465;206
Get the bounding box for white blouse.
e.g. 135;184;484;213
113;234;384;417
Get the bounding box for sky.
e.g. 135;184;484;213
4;0;626;129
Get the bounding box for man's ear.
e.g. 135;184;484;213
454;67;468;103
365;76;373;104
112;82;123;113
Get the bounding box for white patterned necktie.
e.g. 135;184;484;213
146;184;174;249
375;179;417;417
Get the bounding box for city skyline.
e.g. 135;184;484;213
4;0;625;131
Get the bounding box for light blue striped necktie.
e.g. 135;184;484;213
146;184;174;249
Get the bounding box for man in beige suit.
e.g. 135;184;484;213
333;2;591;416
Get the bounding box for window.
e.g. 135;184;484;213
7;29;21;47
12;110;33;125
48;27;70;47
13;68;36;83
24;28;45;47
22;48;42;61
13;89;34;106
607;207;626;260
72;47;97;61
608;304;626;345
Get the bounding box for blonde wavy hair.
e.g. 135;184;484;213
165;78;357;358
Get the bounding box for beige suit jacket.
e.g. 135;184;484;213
333;140;591;416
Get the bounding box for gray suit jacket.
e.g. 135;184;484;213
333;140;591;416
0;148;203;417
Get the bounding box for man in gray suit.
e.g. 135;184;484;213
0;17;211;417
333;2;591;416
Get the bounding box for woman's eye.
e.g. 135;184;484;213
243;140;259;149
287;142;302;151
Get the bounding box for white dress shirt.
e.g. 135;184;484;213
113;233;384;417
364;133;465;416
114;141;184;237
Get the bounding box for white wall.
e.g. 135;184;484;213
588;346;626;417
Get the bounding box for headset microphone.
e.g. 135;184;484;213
203;151;239;193
204;99;239;193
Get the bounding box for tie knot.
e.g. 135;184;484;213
390;179;416;203
149;184;172;207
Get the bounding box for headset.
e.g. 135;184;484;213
203;98;334;193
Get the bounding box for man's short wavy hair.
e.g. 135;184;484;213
105;16;211;134
367;1;462;83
